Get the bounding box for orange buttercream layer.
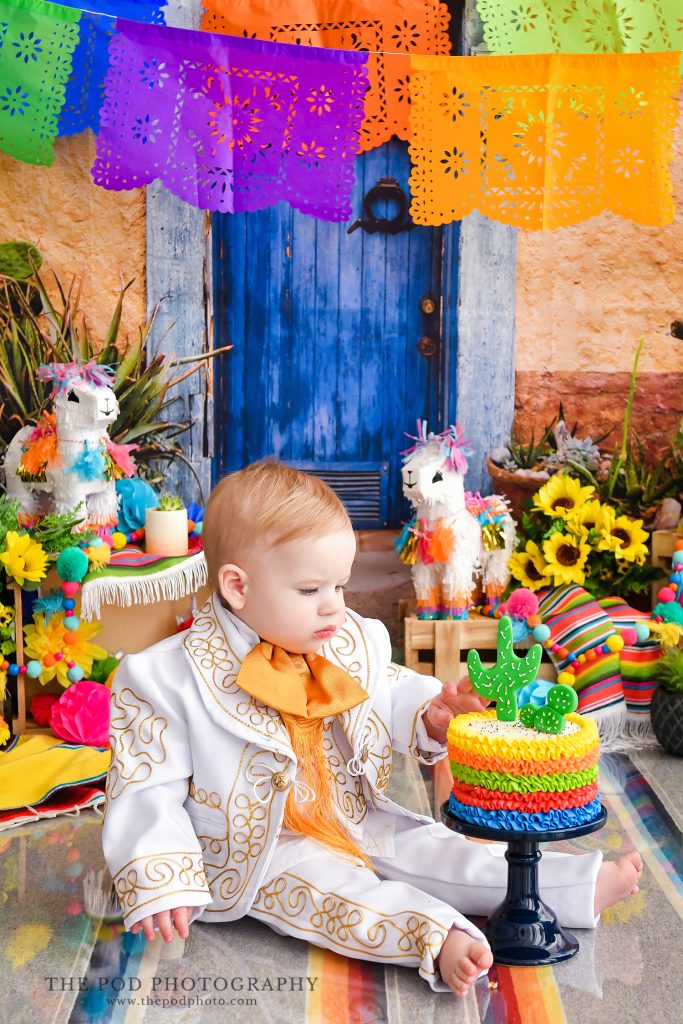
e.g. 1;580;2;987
451;781;599;812
447;744;599;776
447;710;599;762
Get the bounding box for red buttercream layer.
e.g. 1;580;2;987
447;743;599;776
450;781;599;812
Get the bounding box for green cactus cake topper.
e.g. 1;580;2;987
519;684;579;734
467;615;543;722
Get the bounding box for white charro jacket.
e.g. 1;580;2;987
102;592;448;930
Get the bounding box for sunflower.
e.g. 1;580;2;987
0;531;48;587
542;532;590;586
508;541;548;592
533;475;595;520
597;514;649;564
23;613;107;688
0;603;15;628
569;499;612;539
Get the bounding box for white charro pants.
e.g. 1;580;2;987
247;815;603;993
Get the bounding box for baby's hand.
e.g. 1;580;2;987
130;906;193;942
422;675;491;744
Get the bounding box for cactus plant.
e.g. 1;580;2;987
518;684;579;734
467;615;543;721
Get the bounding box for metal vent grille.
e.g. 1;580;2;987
287;462;389;529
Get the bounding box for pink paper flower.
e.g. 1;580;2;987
50;680;111;747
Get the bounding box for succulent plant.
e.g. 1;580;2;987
157;494;185;512
653;648;683;695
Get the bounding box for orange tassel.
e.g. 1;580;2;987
429;518;455;563
280;713;373;869
19;413;59;477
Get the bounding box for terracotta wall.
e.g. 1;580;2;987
0;132;146;349
513;93;683;461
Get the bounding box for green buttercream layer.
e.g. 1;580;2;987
449;762;599;794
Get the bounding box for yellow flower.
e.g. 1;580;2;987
569;499;612;539
0;531;48;587
543;532;590;586
509;541;548;592
23;613;107;688
598;514;649;564
0;603;14;628
533;475;595;520
0;715;9;747
649;621;683;648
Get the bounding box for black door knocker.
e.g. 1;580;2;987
347;177;414;235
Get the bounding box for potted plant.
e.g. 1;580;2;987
650;648;683;756
508;472;663;605
145;495;189;557
488;406;603;522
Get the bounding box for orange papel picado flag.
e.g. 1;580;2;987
201;0;452;152
408;51;681;229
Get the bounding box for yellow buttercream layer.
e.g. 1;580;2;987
447;710;599;763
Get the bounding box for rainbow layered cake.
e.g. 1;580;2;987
447;709;601;832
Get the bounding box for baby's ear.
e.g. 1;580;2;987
217;563;248;609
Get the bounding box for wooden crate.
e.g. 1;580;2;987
400;598;503;680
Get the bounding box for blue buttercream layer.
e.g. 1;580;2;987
448;795;603;832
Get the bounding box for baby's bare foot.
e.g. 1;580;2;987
438;928;493;998
594;852;643;915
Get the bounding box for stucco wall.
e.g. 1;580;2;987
514;92;683;459
0;131;146;349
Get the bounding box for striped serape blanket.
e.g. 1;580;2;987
0;733;109;831
537;585;660;750
80;543;207;621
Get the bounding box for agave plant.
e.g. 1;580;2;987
0;242;231;498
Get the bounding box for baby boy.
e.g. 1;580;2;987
102;461;640;998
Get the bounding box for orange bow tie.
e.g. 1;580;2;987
235;641;372;867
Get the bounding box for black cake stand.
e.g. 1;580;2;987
440;802;608;966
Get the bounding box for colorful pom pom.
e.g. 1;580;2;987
505;588;539;621
606;634;624;652
56;546;89;583
658;587;676;604
620;627;638;646
556;672;575;686
63;616;81;632
66;665;84;683
26;660;42;678
111;531;127;550
532;624;551;642
635;622;650;641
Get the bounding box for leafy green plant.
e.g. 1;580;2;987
0;247;232;498
568;339;683;524
653;648;683;695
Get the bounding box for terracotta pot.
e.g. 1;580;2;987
486;457;550;523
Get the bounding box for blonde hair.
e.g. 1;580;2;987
202;460;352;585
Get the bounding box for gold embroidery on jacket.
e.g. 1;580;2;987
114;852;207;913
409;695;441;764
107;687;168;800
197;746;290;913
184;598;290;742
251;872;447;974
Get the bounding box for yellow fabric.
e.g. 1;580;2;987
0;732;110;811
200;0;451;152
236;641;372;866
408;51;680;229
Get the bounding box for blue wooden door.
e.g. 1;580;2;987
213;140;458;527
